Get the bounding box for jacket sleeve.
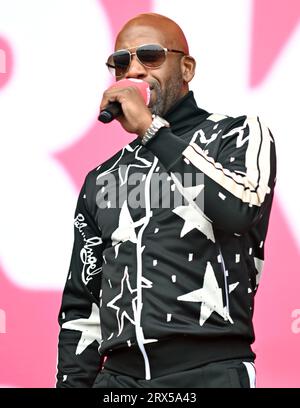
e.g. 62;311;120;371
145;115;276;234
56;176;104;388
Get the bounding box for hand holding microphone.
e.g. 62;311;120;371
98;78;151;124
98;101;123;123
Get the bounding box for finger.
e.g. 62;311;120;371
100;86;145;111
100;89;122;111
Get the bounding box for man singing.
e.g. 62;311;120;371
56;13;276;388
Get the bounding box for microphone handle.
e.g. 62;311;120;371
98;102;123;123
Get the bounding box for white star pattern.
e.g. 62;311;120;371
107;267;153;337
96;144;152;186
177;262;234;326
140;276;153;289
111;201;150;257
107;267;136;336
62;303;101;355
254;256;264;285
171;175;215;242
229;282;239;293
111;201;137;246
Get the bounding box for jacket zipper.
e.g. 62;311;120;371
217;242;231;321
135;157;159;380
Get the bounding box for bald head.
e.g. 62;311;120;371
112;13;195;116
115;13;189;54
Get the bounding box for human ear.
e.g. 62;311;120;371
181;56;196;83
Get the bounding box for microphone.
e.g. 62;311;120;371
98;102;122;123
98;78;150;124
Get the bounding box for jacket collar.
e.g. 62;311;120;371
164;91;210;135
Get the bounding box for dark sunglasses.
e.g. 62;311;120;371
106;43;186;77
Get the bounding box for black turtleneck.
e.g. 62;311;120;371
165;91;209;135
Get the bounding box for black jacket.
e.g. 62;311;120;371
56;91;276;387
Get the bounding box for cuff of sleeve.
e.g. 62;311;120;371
143;127;189;171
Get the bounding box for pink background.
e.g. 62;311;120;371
0;0;299;387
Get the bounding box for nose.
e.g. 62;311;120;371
125;55;147;79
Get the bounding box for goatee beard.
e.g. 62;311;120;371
149;75;183;117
